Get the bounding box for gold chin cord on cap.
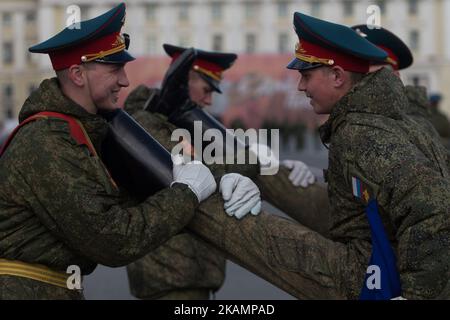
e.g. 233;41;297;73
385;57;398;67
193;65;223;81
294;42;335;66
81;34;126;63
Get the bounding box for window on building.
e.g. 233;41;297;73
343;0;354;17
2;12;12;26
146;3;158;21
3;42;13;64
147;35;157;54
211;2;223;20
245;2;258;21
409;30;419;51
179;2;190;21
278;1;289;18
375;0;386;15
212;34;223;51
408;0;419;15
3;84;14;117
310;1;322;16
245;33;257;53
25;11;36;24
278;33;289;53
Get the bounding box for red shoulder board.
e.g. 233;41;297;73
0;111;97;157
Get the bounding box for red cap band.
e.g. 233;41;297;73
49;32;121;70
297;40;370;73
171;52;224;80
376;45;399;70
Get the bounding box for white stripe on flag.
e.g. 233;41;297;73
352;177;359;198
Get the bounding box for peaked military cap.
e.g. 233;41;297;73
351;25;413;70
29;3;134;71
163;43;237;93
287;12;388;73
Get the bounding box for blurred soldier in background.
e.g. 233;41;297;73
125;44;326;299
352;24;450;163
428;93;450;147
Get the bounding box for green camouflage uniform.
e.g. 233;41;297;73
256;173;330;237
404;85;432;123
124;85;329;299
429;105;450;141
405;85;450;167
320;68;450;298
428;100;450;150
0;78;199;300
187;68;450;299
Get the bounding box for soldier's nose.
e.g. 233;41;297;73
203;93;212;106
297;80;306;92
118;68;130;88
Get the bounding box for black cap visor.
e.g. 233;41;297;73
198;72;222;94
286;57;323;71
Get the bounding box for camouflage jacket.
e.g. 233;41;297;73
0;78;198;275
404;85;443;141
404;85;431;120
405;85;450;167
319;68;450;299
430;108;450;139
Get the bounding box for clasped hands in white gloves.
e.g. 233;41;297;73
217;160;314;220
171;155;261;219
281;160;316;188
219;173;261;220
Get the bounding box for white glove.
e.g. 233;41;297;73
219;173;261;219
281;159;316;188
171;154;217;202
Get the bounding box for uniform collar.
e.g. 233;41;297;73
19;78;109;151
319;68;406;144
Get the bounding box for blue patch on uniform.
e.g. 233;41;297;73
360;199;402;300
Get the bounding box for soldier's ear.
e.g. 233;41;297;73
330;66;348;89
67;64;86;87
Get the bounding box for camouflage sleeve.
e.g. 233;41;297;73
123;85;158;115
14;119;198;267
187;193;370;299
205;148;260;183
344;124;450;299
257;167;331;238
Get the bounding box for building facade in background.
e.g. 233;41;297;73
1;0;450;120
